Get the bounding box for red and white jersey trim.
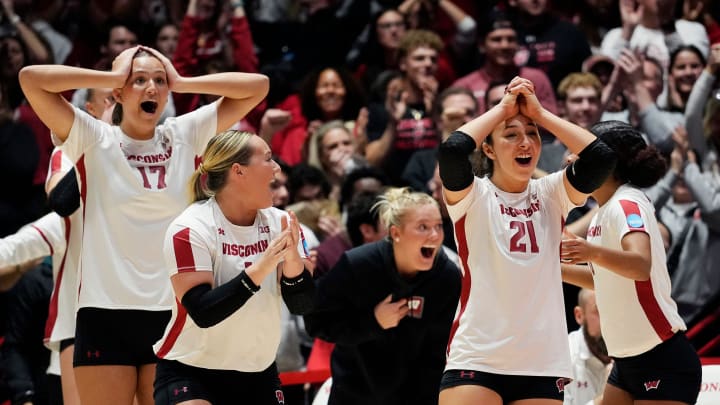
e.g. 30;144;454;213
588;185;685;357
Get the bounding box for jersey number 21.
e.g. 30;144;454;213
509;220;539;253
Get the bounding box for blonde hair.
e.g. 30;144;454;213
189;130;255;202
398;29;444;60
306;120;354;171
557;72;602;101
372;187;438;231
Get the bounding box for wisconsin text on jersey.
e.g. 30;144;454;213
587;225;601;237
125;147;173;163
222;240;269;257
499;201;541;218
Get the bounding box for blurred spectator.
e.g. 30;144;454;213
0;0;52;65
286;163;343;241
644;137;710;324
398;0;473;81
658;43;720;324
267;66;367;165
14;0;73;65
507;0;592;87
601;0;709;71
306;121;370;201
564;0;622;54
401;86;477;194
338;165;389;214
602;48;682;153
0;34;45;238
313;191;386;279
365;29;442;185
564;289;611;405
540;72;604;173
87;0;170;30
582;54;617;88
697;0;720;44
153;22;179;58
91;20;139;70
558;73;604;130
452;9;557;114
663;44;705;112
350;6;459;92
172;0;259;128
348;8;407;90
289;0;369;82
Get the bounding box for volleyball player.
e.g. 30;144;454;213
561;121;701;405
153;130;314;404
437;76;616;404
18;45;269;404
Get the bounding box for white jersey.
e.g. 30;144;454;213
0;211;76;350
47;350;61;377
55;104;217;310
586;185;685;357
564;328;608;405
154;198;309;371
445;172;575;377
43;148;82;351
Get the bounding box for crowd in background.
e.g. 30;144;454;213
1;0;720;404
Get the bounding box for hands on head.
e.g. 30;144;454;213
111;45;181;89
495;76;544;121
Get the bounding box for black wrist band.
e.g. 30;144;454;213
281;272;306;287
240;271;260;294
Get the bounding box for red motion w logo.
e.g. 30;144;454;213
644;380;661;391
556;378;571;393
275;390;285;404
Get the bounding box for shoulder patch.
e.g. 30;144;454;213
619;199;645;230
626;213;644;229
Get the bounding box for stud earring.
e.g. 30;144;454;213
394;238;399;243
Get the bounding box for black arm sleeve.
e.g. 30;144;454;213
180;270;260;328
565;138;618;193
47;168;80;217
281;269;316;315
438;131;477;191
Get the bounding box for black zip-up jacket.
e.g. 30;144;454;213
304;239;461;405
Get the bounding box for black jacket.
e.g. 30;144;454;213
304;240;461;405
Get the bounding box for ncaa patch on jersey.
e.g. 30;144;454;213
626;213;644;229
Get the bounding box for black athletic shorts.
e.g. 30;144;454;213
440;369;568;402
60;337;74;353
73;307;171;367
608;332;701;403
154;359;285;405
